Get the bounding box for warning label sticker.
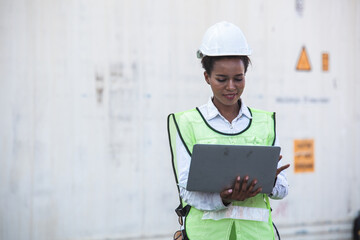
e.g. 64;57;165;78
294;139;315;173
322;53;329;71
296;46;311;71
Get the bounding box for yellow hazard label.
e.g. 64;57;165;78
322;53;329;71
296;46;311;71
294;139;314;173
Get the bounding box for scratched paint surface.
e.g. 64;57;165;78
0;1;359;240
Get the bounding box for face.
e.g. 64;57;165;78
204;58;246;112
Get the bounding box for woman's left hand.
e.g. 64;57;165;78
276;155;290;178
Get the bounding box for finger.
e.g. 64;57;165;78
276;164;290;175
278;155;283;162
234;176;240;192
220;188;233;199
247;179;258;194
241;176;249;192
252;186;262;196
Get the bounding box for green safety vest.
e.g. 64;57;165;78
167;107;276;240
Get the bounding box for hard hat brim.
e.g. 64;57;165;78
196;49;252;59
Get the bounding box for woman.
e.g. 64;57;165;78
168;21;290;240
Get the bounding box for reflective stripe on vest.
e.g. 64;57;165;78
202;205;270;222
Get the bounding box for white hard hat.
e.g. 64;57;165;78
197;21;252;58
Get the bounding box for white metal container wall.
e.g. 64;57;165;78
0;0;359;240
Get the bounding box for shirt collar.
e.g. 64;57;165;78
204;97;253;121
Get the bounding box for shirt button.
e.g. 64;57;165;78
230;125;233;129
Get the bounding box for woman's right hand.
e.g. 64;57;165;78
220;175;262;205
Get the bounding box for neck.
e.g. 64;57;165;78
213;99;241;123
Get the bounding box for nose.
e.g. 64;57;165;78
226;79;236;91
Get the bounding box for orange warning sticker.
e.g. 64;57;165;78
296;46;311;71
322;53;329;71
294;139;314;173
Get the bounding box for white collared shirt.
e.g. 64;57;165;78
176;97;289;211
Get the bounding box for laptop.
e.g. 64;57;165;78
186;144;281;194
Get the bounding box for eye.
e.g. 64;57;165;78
234;78;243;82
216;78;226;82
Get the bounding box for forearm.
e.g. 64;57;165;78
179;186;229;211
270;173;288;199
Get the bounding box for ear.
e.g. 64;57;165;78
204;71;210;85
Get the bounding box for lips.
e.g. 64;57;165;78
224;93;237;100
